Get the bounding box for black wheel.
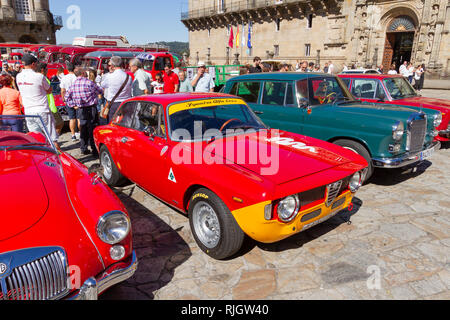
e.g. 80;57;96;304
334;139;373;182
188;188;245;260
99;145;127;187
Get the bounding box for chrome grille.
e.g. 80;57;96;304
0;249;69;300
407;114;427;153
326;180;343;207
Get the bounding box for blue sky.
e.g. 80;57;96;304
49;0;189;44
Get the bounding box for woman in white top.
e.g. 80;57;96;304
414;65;423;90
407;63;415;83
387;64;398;75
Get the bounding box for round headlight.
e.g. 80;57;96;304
277;195;300;223
434;113;443;128
97;211;131;245
349;172;362;193
392;121;405;141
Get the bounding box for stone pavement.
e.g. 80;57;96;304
61;90;450;300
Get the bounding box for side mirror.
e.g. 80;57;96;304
298;97;310;109
143;126;157;140
377;93;386;102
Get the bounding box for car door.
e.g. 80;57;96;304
113;101;169;197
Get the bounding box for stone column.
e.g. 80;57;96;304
428;1;446;77
1;0;14;20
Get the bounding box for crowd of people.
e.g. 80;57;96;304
0;53;217;158
240;57;337;75
386;61;426;91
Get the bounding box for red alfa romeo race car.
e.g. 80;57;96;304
94;93;368;260
0;115;137;300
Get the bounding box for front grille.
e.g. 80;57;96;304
0;249;69;300
407;114;427;152
326;180;343;207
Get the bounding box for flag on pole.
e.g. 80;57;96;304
242;23;246;48
236;25;240;49
228;25;234;48
247;21;253;49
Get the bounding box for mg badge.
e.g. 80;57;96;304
0;263;7;275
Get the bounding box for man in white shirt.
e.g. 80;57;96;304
399;61;408;77
129;58;152;96
328;61;335;74
191;61;215;93
60;62;79;141
16;54;60;150
100;56;132;124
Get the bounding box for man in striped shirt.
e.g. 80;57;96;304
65;67;103;157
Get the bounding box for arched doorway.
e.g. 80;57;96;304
0;36;5;43
18;35;37;44
382;16;416;72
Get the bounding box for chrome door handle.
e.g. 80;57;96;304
121;137;129;143
254;111;264;115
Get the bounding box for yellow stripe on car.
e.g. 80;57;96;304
169;98;244;115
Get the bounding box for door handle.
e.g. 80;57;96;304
254;111;264;115
121;137;129;144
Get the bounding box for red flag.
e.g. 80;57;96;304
228;26;234;48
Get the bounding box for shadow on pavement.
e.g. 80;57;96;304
234;197;363;257
100;187;192;300
440;141;450;150
368;160;432;186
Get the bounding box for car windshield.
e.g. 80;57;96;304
308;76;356;105
168;99;266;142
383;77;418;100
0;115;56;152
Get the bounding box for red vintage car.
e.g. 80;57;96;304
338;74;450;142
94;93;368;260
0;115;137;300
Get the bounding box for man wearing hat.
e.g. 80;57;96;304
16;54;60;150
191;61;215;93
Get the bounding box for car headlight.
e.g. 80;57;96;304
277;195;300;223
349;172;362;193
392;121;405;141
434;113;443;128
97;211;131;245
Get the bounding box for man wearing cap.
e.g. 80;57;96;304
16;54;61;150
191;61;215;93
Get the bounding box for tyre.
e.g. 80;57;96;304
188;188;245;260
99;145;127;187
333;139;373;183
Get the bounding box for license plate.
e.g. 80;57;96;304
301;210;340;232
420;147;435;161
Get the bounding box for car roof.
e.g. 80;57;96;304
126;92;240;106
83;51;138;58
229;72;332;81
338;74;404;79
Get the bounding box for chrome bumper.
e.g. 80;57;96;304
69;250;137;300
439;128;450;138
372;141;441;168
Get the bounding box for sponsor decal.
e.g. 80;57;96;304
169;98;244;115
266;137;318;153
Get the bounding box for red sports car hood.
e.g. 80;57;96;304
199;130;362;185
0;151;49;241
398;96;450;110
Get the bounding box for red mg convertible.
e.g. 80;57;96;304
94;93;368;260
0;115;137;300
338;74;450;142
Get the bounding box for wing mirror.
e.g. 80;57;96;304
143;126;157;140
298;97;310;109
378;93;386;102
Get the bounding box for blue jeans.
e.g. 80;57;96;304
1;118;24;133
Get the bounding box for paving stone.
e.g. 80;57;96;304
390;285;419;300
232;270;277;300
409;275;447;297
380;223;428;241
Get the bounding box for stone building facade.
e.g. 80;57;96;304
0;0;62;44
182;0;450;78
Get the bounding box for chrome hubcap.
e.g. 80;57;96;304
101;152;113;180
192;201;221;249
